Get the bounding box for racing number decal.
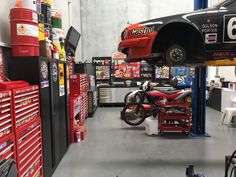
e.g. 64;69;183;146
224;15;236;43
227;17;236;40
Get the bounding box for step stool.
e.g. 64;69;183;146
222;107;236;125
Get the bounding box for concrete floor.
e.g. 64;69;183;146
52;107;236;177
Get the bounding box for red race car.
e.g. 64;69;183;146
118;0;236;65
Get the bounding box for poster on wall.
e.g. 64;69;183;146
155;66;170;79
114;63;140;79
95;66;111;80
175;68;192;87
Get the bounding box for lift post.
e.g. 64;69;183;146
191;0;208;136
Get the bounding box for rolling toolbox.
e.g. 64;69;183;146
0;90;14;140
15;118;43;177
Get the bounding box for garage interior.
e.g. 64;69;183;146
0;0;236;177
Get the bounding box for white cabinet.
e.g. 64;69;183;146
99;87;138;104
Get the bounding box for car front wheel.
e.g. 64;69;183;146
165;44;186;65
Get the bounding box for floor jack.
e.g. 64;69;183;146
186;165;205;177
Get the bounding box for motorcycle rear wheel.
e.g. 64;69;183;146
122;103;146;126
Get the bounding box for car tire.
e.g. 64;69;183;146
165;44;186;65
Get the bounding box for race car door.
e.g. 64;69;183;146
216;1;236;57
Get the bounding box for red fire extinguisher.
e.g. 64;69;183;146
74;129;81;143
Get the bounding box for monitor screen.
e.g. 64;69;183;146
65;26;81;56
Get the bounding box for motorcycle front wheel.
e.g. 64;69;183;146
122;103;146;126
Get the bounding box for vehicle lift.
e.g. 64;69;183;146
192;0;236;136
186;0;236;176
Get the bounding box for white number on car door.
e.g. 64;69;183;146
224;15;236;43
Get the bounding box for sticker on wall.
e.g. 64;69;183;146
40;61;49;88
52;63;58;82
205;33;217;44
59;63;65;96
17;24;38;38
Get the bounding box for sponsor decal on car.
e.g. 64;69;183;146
212;52;236;57
201;23;218;33
205;33;217;44
131;27;154;36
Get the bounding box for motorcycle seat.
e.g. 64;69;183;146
158;90;180;95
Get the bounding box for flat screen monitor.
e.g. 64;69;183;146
65;26;81;56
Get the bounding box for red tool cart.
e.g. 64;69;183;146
12;85;40;130
0;133;16;160
69;95;81;143
0;90;14;139
79;92;88;124
69;74;89;96
15;118;43;177
158;102;192;135
69;74;88;143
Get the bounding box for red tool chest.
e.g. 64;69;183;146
158;102;192;134
69;74;88;95
69;95;81;120
69;74;89;143
12;85;40;130
15;118;43;177
0;90;14;139
0;133;15;160
79;93;88;123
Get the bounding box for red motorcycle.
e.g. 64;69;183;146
122;81;192;126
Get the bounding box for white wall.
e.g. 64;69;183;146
207;66;236;82
0;0;15;47
150;0;194;19
81;0;194;62
70;0;82;62
208;0;225;7
0;0;82;61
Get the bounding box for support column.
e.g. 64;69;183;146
192;66;207;135
192;0;208;135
